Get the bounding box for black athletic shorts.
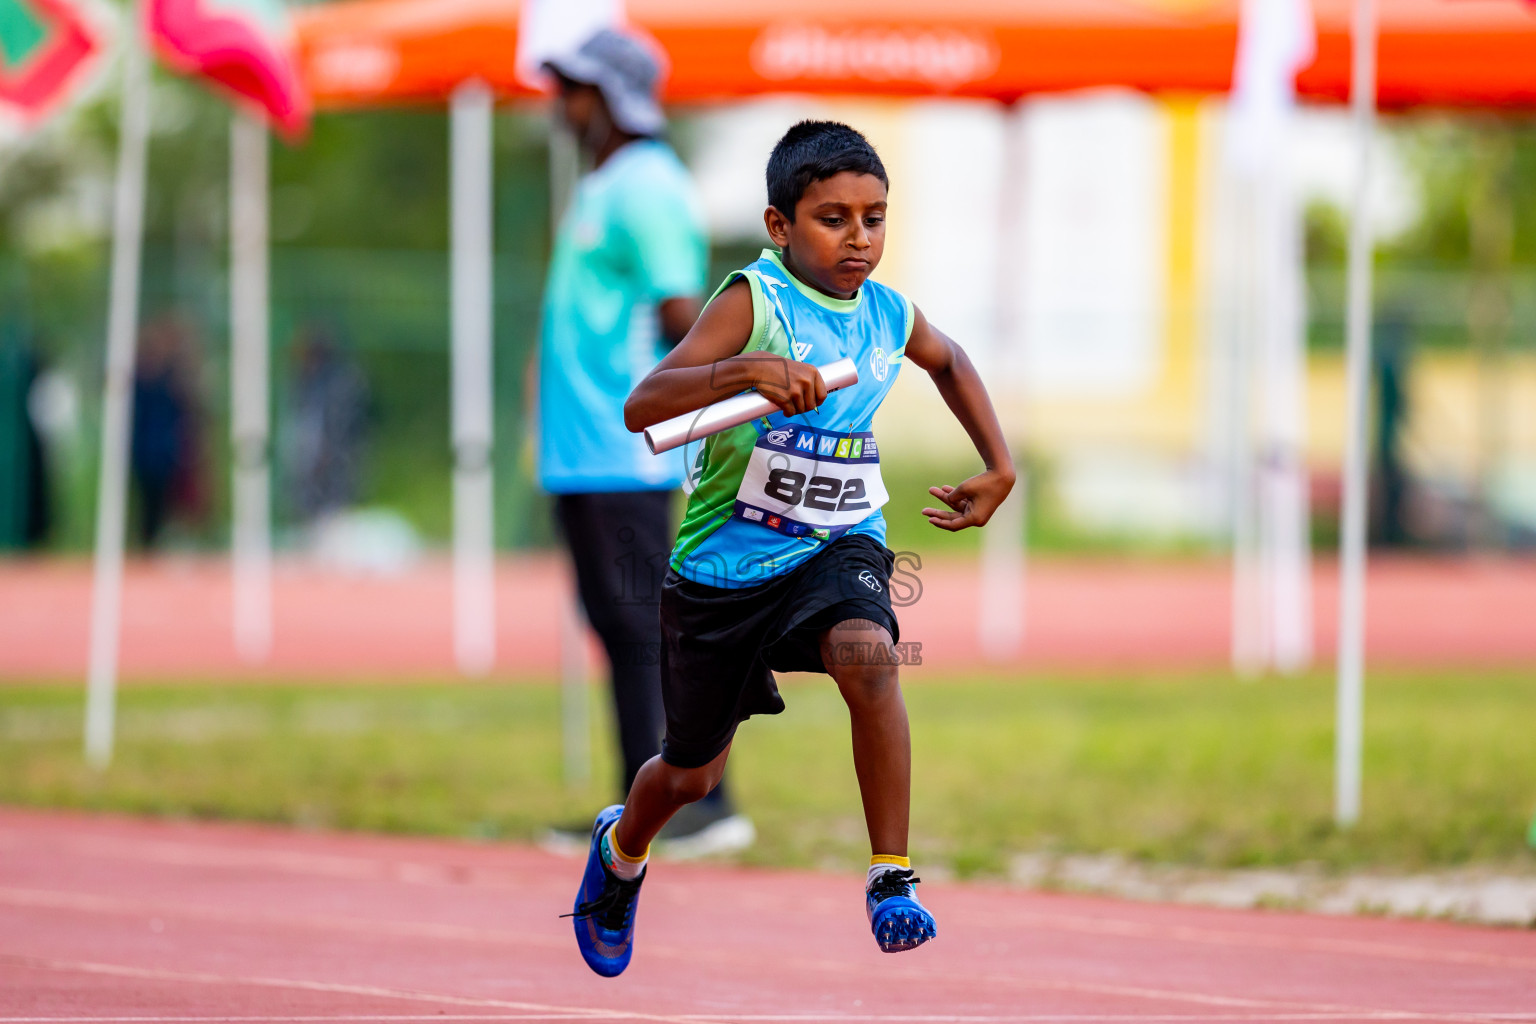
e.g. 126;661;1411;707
658;532;900;769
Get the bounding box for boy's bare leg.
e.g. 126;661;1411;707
613;744;732;856
822;619;910;856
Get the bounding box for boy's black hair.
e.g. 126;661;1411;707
766;120;888;220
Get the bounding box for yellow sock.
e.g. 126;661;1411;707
610;829;649;864
602;825;649;880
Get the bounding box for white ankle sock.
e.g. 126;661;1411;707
601;825;648;881
867;854;912;888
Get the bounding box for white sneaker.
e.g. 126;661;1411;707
654;812;756;860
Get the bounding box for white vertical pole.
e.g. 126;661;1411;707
230;113;272;663
979;104;1027;662
451;80;497;677
86;21;151;767
1225;0;1316;677
1205;143;1240;558
1230;182;1264;676
1257;157;1312;674
1336;0;1377;827
978;490;1025;661
548;120;579;231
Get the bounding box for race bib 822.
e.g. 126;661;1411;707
732;424;887;541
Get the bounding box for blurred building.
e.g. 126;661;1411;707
3;80;1534;554
687;93;1536;549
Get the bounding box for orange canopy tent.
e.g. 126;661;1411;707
295;0;1536;111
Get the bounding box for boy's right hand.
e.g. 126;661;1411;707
626;281;829;431
735;352;827;417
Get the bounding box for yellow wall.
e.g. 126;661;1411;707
1307;351;1536;473
830;95;1536;479
878;349;1536;475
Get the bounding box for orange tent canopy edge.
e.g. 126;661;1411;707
294;0;1536;110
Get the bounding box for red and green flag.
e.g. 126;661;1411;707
144;0;308;138
0;0;102;124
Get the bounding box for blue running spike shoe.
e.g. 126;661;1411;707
866;868;936;953
562;805;645;978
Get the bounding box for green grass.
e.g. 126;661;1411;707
2;672;1533;878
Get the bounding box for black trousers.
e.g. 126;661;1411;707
556;490;709;797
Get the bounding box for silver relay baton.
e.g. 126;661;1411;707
644;357;859;455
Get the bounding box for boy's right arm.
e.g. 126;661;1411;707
623;279;827;432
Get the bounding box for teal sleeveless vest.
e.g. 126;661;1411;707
670;250;913;588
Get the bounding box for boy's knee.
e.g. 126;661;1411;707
831;656;900;706
661;761;722;805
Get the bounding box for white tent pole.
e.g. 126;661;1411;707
1230;180;1264;676
1259;155;1313;674
978;103;1027;662
450;80;497;677
1206;147;1241;593
85;17;151;767
1225;0;1317;677
230;113;272;664
1336;0;1378;827
979;488;1025;661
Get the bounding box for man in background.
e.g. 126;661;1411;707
131;314;206;549
536;27;751;856
283;322;370;527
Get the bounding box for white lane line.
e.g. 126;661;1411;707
0;830;525;890
0;887;1510;1022
979;908;1536;974
0;886;565;953
0;955;722;1024
885;975;1512;1024
3;1014;1536;1023
8;825;1533;976
670;1017;1536;1023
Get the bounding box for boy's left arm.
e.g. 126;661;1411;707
902;305;1016;531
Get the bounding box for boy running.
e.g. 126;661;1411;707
565;120;1015;977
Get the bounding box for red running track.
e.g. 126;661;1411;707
1;808;1534;1023
2;555;1534;680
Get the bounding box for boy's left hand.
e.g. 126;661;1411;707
922;470;1015;532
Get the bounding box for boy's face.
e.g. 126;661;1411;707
765;171;887;300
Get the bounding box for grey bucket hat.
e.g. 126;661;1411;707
542;28;667;137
